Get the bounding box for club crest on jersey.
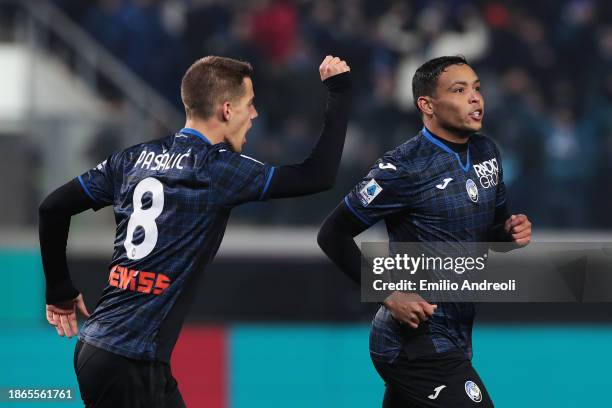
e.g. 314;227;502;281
466;179;478;202
465;381;483;403
358;179;382;206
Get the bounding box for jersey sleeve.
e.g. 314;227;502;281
343;156;413;226
209;149;276;208
493;143;507;208
76;154;117;210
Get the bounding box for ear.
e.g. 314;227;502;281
222;101;232;121
417;96;434;117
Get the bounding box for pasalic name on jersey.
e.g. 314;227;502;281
134;149;191;171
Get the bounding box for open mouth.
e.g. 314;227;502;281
469;109;483;121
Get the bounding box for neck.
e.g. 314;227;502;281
423;119;471;144
183;118;225;144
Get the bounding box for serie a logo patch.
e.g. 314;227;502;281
358;179;383;206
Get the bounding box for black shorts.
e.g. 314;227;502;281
74;340;186;408
372;350;494;407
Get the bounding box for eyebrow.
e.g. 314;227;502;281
448;79;481;88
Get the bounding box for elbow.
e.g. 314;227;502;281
308;164;338;193
38;192;68;219
319;180;335;192
38;195;55;219
317;214;343;254
301;180;335;196
316;225;328;252
317;220;334;253
315;173;337;193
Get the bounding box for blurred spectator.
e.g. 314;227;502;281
53;0;611;228
249;0;298;65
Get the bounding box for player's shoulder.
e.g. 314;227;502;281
365;136;425;184
210;144;264;162
470;133;503;165
206;143;267;170
111;135;173;164
470;133;500;153
396;132;431;158
375;132;434;174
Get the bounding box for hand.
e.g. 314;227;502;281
319;55;350;81
504;214;532;247
46;294;90;338
383;291;437;329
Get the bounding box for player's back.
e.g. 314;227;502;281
76;128;274;361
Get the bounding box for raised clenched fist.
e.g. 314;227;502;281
319;55;350;81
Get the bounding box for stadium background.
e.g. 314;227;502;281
1;0;611;406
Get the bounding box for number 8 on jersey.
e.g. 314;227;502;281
124;177;164;260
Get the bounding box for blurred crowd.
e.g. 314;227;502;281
53;0;612;228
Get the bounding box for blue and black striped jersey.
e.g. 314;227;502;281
344;127;506;362
76;128;274;361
